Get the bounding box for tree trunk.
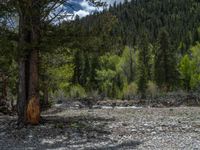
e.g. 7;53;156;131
17;1;41;125
2;76;7;99
0;74;6;101
28;49;39;99
44;84;49;107
0;74;7;100
18;52;41;125
129;49;134;83
17;59;27;125
26;49;40;125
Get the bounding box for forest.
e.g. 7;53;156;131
0;0;200;149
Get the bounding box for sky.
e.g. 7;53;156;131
49;0;128;23
67;0;127;18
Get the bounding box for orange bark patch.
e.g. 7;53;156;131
27;96;40;125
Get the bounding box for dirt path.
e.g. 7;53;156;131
1;107;200;150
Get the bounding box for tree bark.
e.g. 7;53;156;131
129;49;134;83
17;59;27;125
28;49;39;99
17;51;41;125
17;1;41;125
0;74;5;101
44;84;49;107
0;74;7;100
26;49;40;125
2;76;7;99
0;75;3;103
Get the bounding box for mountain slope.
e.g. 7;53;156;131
79;0;200;52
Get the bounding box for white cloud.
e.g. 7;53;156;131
50;0;131;22
74;9;90;18
73;0;103;18
73;0;129;19
80;0;96;12
102;0;131;6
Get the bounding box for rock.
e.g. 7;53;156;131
131;129;137;132
122;123;128;126
1;106;200;149
0;99;11;115
92;105;101;109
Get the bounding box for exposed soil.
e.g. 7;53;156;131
0;105;200;150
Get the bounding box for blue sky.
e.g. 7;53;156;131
67;0;127;18
49;0;128;23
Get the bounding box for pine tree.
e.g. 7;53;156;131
138;32;151;98
1;0;103;125
155;29;177;90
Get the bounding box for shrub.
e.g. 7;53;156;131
69;84;86;98
190;74;200;91
87;90;99;99
50;90;66;104
123;82;138;99
146;81;158;98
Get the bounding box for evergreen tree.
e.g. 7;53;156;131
0;0;103;125
138;33;151;98
155;29;177;90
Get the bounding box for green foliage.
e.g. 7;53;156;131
179;43;200;90
120;46;138;83
87;90;99;98
40;1;200;99
138;33;151;98
108;0;200;50
190;74;200;90
138;63;148;98
155;29;177;89
95;47;141;98
179;55;194;90
68;84;86;98
146;81;158;98
96;54;123;98
189;43;200;89
58;12;120;91
122;82;138;99
1;0;200;102
0;28;18;99
40;48;74;93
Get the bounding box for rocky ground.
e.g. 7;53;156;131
0;105;200;150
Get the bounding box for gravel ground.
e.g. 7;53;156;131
0;106;200;150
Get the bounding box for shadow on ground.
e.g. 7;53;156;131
85;140;142;150
1;114;142;150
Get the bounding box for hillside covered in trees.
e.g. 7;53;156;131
0;0;200;123
55;0;200;99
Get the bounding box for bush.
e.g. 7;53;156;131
69;84;86;98
190;74;200;91
123;82;138;99
87;90;99;99
146;81;158;98
52;90;66;103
